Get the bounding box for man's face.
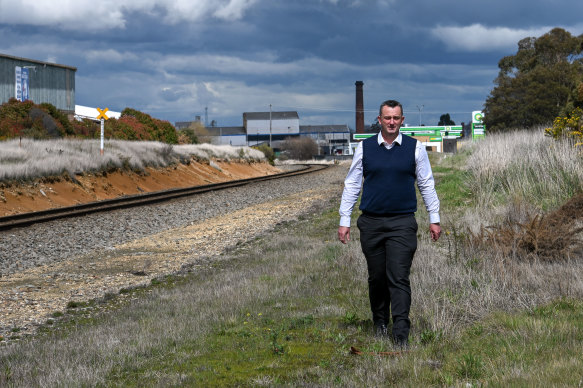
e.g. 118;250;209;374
378;106;405;140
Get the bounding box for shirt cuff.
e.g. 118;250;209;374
429;213;440;224
339;216;352;228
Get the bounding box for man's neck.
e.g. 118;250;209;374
381;131;398;145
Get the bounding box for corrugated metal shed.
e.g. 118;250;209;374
0;53;77;113
206;126;246;136
243;111;299;121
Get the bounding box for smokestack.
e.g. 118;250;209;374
355;81;364;133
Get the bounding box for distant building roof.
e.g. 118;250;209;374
300;124;350;134
206;126;246;136
243;111;299;121
1;53;77;71
175;121;200;130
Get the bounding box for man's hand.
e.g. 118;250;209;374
338;226;351;244
429;223;441;241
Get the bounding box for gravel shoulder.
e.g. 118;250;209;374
0;162;348;340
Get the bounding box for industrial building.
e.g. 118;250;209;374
176;111;352;155
0;53;76;115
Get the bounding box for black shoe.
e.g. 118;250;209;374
374;324;388;337
393;335;409;349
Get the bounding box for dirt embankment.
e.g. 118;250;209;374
0;160;281;217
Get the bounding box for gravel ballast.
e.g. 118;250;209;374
0;163;348;339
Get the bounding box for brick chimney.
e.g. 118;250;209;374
355;81;364;133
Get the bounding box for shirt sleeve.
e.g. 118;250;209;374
415;141;440;224
339;142;363;227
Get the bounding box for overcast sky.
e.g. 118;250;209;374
1;0;582;129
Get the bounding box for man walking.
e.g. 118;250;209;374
338;99;441;347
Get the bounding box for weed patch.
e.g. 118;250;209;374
470;192;583;261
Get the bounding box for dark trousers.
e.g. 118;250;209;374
357;213;418;339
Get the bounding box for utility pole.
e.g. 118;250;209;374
205;107;208;127
269;104;272;148
416;104;424;126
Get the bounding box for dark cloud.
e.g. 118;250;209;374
1;0;582;126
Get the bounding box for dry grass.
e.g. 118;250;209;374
464;128;583;216
470;193;583;261
0;138;266;181
455;129;583;262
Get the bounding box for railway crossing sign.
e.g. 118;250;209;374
97;107;109;120
97;107;109;155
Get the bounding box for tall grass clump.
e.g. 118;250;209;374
464;128;583;222
0;138;266;181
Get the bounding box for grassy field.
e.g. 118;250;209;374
1;129;582;386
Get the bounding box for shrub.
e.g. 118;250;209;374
71;118;99;138
121;108;178;144
252;143;275;164
187;122;212;144
469;191;583;261
545;107;583;146
0;99;35;139
177;127;199;144
105;116;150;140
280;136;318;160
0;99;71;139
40;103;74;135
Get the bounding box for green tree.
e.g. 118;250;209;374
438;113;455;126
484;28;583;131
370;120;381;132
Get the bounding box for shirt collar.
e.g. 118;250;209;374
376;131;402;146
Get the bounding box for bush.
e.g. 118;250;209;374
105;116;151;140
0;99;75;140
40;103;74;135
71;118;99;138
0;99;35;140
177;127;199;144
280;136;318;160
545;107;583;146
120;108;178;144
252;144;275;164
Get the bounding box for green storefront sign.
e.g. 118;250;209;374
471;111;486;140
353;125;463;142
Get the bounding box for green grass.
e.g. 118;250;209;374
425;298;583;386
433;166;473;210
429;150;475;212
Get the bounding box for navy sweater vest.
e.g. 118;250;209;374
359;134;417;215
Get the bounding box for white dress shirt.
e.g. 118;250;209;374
339;132;440;227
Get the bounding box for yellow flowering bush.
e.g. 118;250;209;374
545;107;583;146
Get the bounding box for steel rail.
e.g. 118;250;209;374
0;164;329;231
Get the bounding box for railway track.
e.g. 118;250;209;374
0;163;329;231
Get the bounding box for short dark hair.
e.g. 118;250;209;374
379;100;403;116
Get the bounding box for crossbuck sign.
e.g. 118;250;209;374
97;108;109;155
